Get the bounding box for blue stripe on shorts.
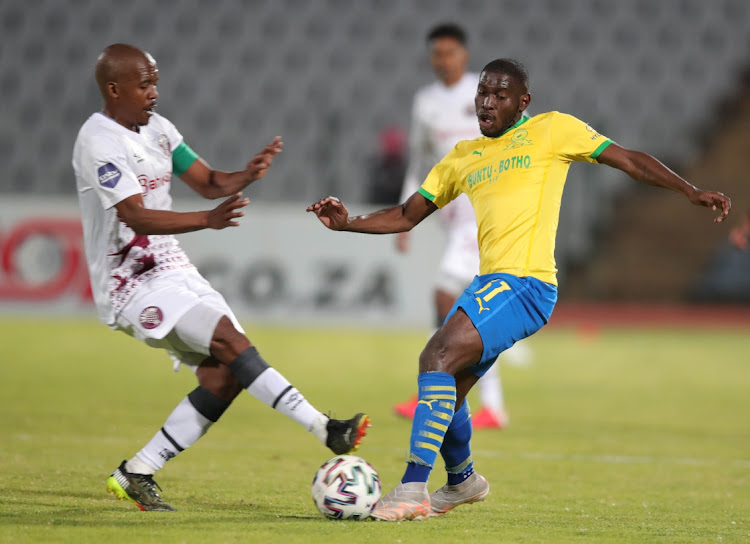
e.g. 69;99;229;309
445;273;558;376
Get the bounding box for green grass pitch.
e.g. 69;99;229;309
1;317;748;543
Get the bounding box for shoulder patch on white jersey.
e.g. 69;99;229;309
97;163;121;188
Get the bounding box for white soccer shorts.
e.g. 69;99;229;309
114;269;245;370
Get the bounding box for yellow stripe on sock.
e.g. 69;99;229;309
438;401;455;410
421;385;457;392
432;411;452;421
418;430;443;442
426;420;449;432
423;394;457;401
447;457;473;474
414;441;440;453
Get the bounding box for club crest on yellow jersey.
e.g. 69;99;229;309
504;128;533;150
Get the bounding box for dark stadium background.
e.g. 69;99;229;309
2;0;750;319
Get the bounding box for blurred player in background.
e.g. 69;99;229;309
393;23;530;429
73;43;369;512
308;58;730;521
729;209;750;249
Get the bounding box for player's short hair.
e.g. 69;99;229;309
426;23;467;46
482;58;530;92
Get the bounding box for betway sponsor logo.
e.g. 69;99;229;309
138;172;171;195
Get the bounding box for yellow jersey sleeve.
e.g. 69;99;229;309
550;112;612;163
418;148;462;208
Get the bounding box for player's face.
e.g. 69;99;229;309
114;55;159;128
429;37;468;86
475;71;530;138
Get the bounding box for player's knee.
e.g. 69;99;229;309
418;339;457;374
210;316;250;361
197;363;243;402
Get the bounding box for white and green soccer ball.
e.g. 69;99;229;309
311;455;381;520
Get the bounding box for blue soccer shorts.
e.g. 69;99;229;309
445;273;558;376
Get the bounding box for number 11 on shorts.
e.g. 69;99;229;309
474;280;510;313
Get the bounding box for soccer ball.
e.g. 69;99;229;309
311;455;381;520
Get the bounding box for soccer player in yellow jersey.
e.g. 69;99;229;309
308;58;731;522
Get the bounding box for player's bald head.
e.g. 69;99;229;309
95;43;156;97
481;58;529;94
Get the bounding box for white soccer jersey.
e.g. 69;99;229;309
400;72;480;232
399;72;481;288
73;112;194;325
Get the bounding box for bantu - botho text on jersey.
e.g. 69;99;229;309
418;112;613;286
72;112;195;325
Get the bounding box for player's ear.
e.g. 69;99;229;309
106;81;119;99
520;93;531;112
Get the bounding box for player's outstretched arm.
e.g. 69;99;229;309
179;137;284;200
115;192;250;235
306;192;437;234
596;143;731;223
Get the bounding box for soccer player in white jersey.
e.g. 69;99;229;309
73;43;370;512
393;24;530;429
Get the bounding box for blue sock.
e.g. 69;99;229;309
401;372;456;484
441;399;475;485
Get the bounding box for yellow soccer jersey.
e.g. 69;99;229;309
418;111;612;286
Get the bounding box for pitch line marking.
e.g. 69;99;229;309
472;449;750;468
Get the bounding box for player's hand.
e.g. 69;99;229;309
395;231;410;253
689;190;731;223
245;136;283;183
207;192;249;229
306;196;350;230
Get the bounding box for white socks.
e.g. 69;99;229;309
247;368;323;433
129;397;214;474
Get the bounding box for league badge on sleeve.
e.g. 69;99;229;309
97;163;122;188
